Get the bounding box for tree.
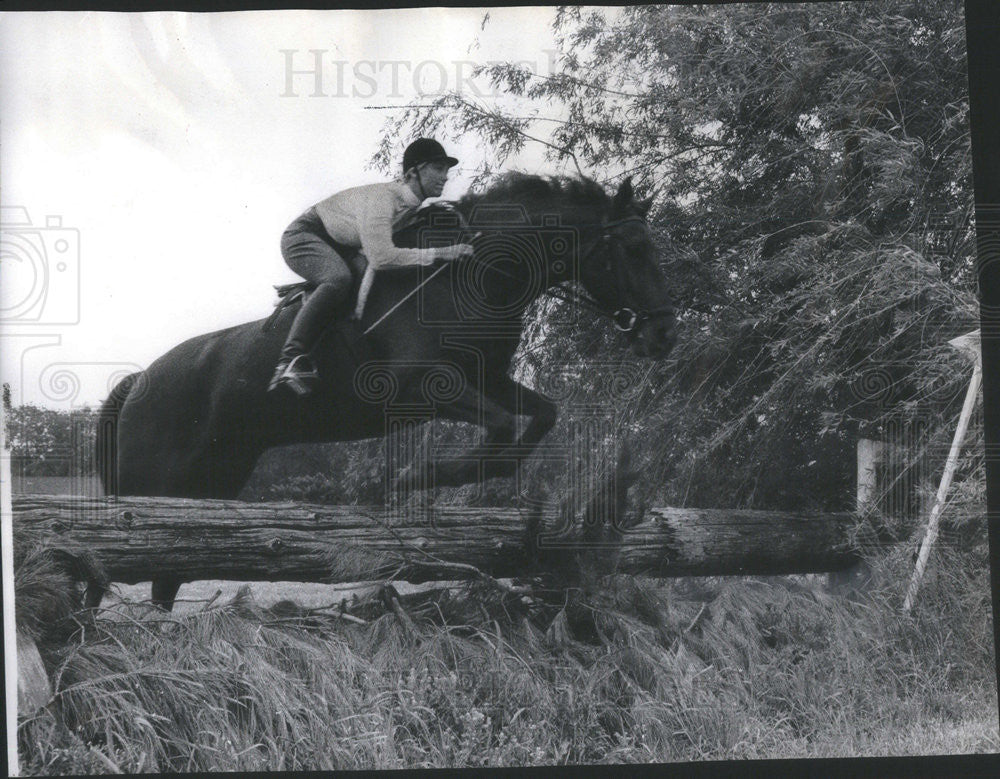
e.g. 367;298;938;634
6;405;97;477
374;1;977;514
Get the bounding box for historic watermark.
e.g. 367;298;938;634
278;49;559;99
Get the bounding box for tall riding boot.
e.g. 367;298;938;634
268;282;344;396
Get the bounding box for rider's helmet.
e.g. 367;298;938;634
402;138;459;175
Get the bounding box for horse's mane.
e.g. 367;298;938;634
457;172;609;217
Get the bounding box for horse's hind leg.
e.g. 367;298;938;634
152;578;183;611
149;443;261;611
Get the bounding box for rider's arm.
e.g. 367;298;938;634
357;193;439;269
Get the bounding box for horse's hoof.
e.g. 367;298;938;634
391;470;414;496
433;461;481;488
392;465;432;497
484;459;518;480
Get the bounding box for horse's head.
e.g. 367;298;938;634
578;178;677;358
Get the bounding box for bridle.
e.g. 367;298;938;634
364;209;672;336
544;215;674;334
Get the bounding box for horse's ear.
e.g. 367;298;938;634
613;177;635;210
635;195;654;218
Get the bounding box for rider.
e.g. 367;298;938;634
269;138;474;396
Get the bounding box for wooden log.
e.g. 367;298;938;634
12;494;862;585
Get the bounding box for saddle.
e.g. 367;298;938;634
261;251;369;333
261;281;314;332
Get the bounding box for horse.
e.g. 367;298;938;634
97;172;677;610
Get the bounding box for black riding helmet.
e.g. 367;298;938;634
402;138;459;174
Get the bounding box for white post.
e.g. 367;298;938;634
902;330;982;612
856;438;885;512
2;393;23;775
826;439;883;595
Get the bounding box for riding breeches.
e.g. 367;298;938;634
281;206;355;292
279;207;356;358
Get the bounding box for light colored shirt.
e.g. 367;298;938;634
312;180;437;269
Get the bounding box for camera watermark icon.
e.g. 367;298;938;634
416;203;579;327
279;49;559;99
1;206;81;325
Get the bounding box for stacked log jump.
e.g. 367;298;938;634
13;494;862;586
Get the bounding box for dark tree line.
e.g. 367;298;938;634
6;405;99;477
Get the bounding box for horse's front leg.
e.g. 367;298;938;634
488;377;558;455
395;378;557;490
450;376;560;480
475;377;558;486
393;385;520;490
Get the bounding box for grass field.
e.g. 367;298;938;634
15;539;999;773
10;476;103;497
12;476;998;770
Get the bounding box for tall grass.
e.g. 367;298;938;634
16;528;997;773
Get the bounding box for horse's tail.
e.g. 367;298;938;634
96;372;141;496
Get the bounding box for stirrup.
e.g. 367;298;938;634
270;354;319;397
268;358;290;393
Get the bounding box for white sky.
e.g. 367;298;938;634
0;8;566;408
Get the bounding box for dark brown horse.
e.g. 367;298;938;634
97;173;677;609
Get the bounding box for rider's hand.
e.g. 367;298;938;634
437;243;475;262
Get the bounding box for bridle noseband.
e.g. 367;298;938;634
546;215;673;334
